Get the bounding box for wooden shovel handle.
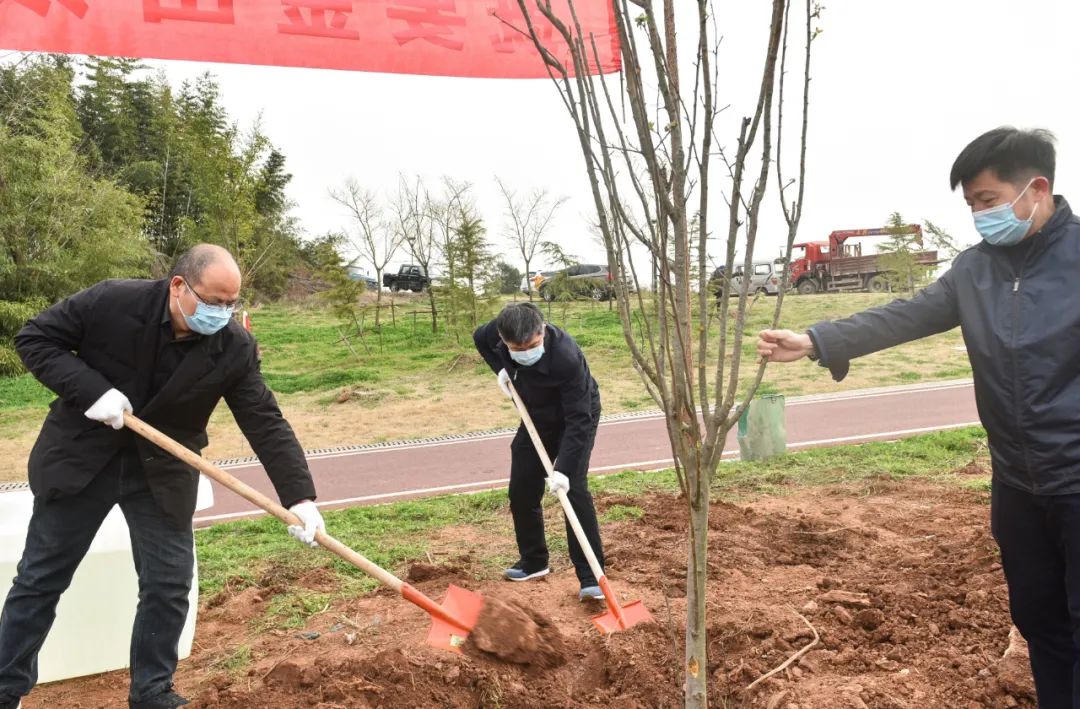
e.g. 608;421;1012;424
505;382;607;584
122;412;403;593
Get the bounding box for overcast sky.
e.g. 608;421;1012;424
128;0;1080;273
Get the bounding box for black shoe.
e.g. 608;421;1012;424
130;690;189;708
0;698;20;709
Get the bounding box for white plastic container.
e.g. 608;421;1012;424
0;475;213;684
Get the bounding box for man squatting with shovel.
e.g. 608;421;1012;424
759;127;1080;709
474;302;607;602
0;244;327;709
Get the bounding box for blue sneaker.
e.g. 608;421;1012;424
579;585;605;601
504;562;550;582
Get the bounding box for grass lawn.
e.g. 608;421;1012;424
0;292;972;481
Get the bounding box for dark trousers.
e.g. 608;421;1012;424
508;415;604;587
0;450;193;704
992;479;1080;709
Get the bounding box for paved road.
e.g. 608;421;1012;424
193;379;980;527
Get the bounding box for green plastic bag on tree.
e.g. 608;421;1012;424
737;394;787;461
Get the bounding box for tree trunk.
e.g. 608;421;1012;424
374;268;383;327
446;258;457;336
524;256;533;301
468;274;478;330
684;490;710;708
427;276;439;334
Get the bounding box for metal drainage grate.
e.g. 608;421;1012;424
0;410;669;475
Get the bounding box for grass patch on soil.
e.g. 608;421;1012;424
258;591;334;632
599;504;646;522
207;644;252;677
196;491;516;598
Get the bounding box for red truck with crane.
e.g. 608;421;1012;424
787;225;939;294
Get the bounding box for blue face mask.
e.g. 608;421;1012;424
973;180;1040;247
510;343;545;367
178;282;234;336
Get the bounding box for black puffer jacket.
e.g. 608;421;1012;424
809;197;1080;495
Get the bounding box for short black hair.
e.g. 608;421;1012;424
169;244;227;286
950;127;1056;190
496;302;545;345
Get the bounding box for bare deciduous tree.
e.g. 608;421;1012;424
393;174;440;332
495;176;567;300
510;0;820;705
329;178;403;326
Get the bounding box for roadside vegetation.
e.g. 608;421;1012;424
0;292;971;481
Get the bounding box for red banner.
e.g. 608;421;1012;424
0;0;620;78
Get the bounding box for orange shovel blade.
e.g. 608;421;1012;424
592;600;654;635
423;584;484;653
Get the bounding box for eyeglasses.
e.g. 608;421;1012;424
184;280;242;311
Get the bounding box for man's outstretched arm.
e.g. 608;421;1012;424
759;267;961;381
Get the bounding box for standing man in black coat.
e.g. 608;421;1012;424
474;302;606;601
0;244;325;709
759;127;1080;708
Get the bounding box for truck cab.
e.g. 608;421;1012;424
383;264;430;292
788;242;830;295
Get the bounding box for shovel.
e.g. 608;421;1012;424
505;383;653;634
123;412;483;653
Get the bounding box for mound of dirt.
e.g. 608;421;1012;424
405;562;462;583
25;478;1035;709
467;595;568;668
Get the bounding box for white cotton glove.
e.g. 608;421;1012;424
497;368;513;399
547;471;570;495
287;500;326;547
84;388;133;430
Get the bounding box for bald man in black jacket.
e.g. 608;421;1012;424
0;245;323;709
